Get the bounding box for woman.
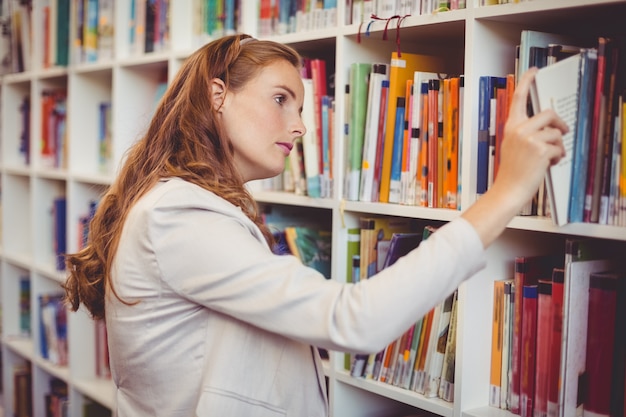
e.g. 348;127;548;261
64;34;566;416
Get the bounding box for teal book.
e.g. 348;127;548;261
285;226;332;279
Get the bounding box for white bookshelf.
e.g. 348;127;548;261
1;1;625;416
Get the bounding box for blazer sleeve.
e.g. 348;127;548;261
146;183;486;354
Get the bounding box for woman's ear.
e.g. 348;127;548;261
210;78;227;111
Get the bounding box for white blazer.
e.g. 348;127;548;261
106;177;486;416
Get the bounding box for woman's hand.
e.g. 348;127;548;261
462;67;568;248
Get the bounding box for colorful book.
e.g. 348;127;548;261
490;279;506;408
347;62;372;201
559;239;617;417
530;52;583;226
583;270;622;417
388;96;407;204
439;290;458;402
360;63;389;202
510;254;561;415
547;268;565;417
284;226;332;279
533;279;553;417
301;78;321;197
379;51;445;203
568;48;598;223
520;285;538;417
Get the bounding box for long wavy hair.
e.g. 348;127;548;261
64;34;302;320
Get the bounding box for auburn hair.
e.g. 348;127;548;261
64;34;302;320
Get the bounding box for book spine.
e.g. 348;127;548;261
388;96;406;203
520;285;538;417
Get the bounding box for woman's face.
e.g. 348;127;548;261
218;60;306;182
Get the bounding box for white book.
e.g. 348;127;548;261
301;78;321;198
359;63;389;202
530;52;582;226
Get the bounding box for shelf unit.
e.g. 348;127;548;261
1;1;625;416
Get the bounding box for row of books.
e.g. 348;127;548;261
279;57;336;198
0;0;33;74
343;54;463;209
529;34;626;228
13;364;32;417
263;205;333;279
345;0;467;26
259;0;337;37
14;365;111;417
41;90;68;170
475;30;626;228
344;218;457;402
489;240;626;417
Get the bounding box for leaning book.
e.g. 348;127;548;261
529;51;583;226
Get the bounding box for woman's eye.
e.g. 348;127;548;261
275;95;286;105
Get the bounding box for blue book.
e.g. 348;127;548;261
53;197;67;271
477;76;496;196
388;96;406;203
569;49;598;223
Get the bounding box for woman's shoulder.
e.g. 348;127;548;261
134;177;243;218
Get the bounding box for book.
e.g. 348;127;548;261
568;48;599;223
476;76;497;198
583;270;623;417
424;291;455;398
438;290;458;402
301;78;321;198
547;268;565;417
370;79;390;202
489;279;506;408
379;51;446;203
518;30;584;79
520;285;538;417
533;279;553;417
409;71;440;205
347;62;372;201
388;96;407;204
52;196;67;271
510;254;562;415
559;239;617;417
360;63;389;202
611;269;626;417
358;216;419;280
500;279;514;410
415;300;442;394
584;37;613;223
597;39;621;225
427;78;441;208
284;226;332;279
530;51;583;225
381;232;422;269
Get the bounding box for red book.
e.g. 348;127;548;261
310;58;328;175
583;37;611;222
427;79;439;208
547;268;565;417
611;271;626;417
583;271;619;417
520;285;538;417
533;280;552;417
510;255;561;415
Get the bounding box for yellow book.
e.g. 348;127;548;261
379;52;446;203
490;280;505;407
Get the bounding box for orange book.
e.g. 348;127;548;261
446;76;460;209
418;81;430;207
400;79;413;205
379;52;445;203
310;59;328;176
490;280;505;407
410;307;434;391
427;79;440;208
